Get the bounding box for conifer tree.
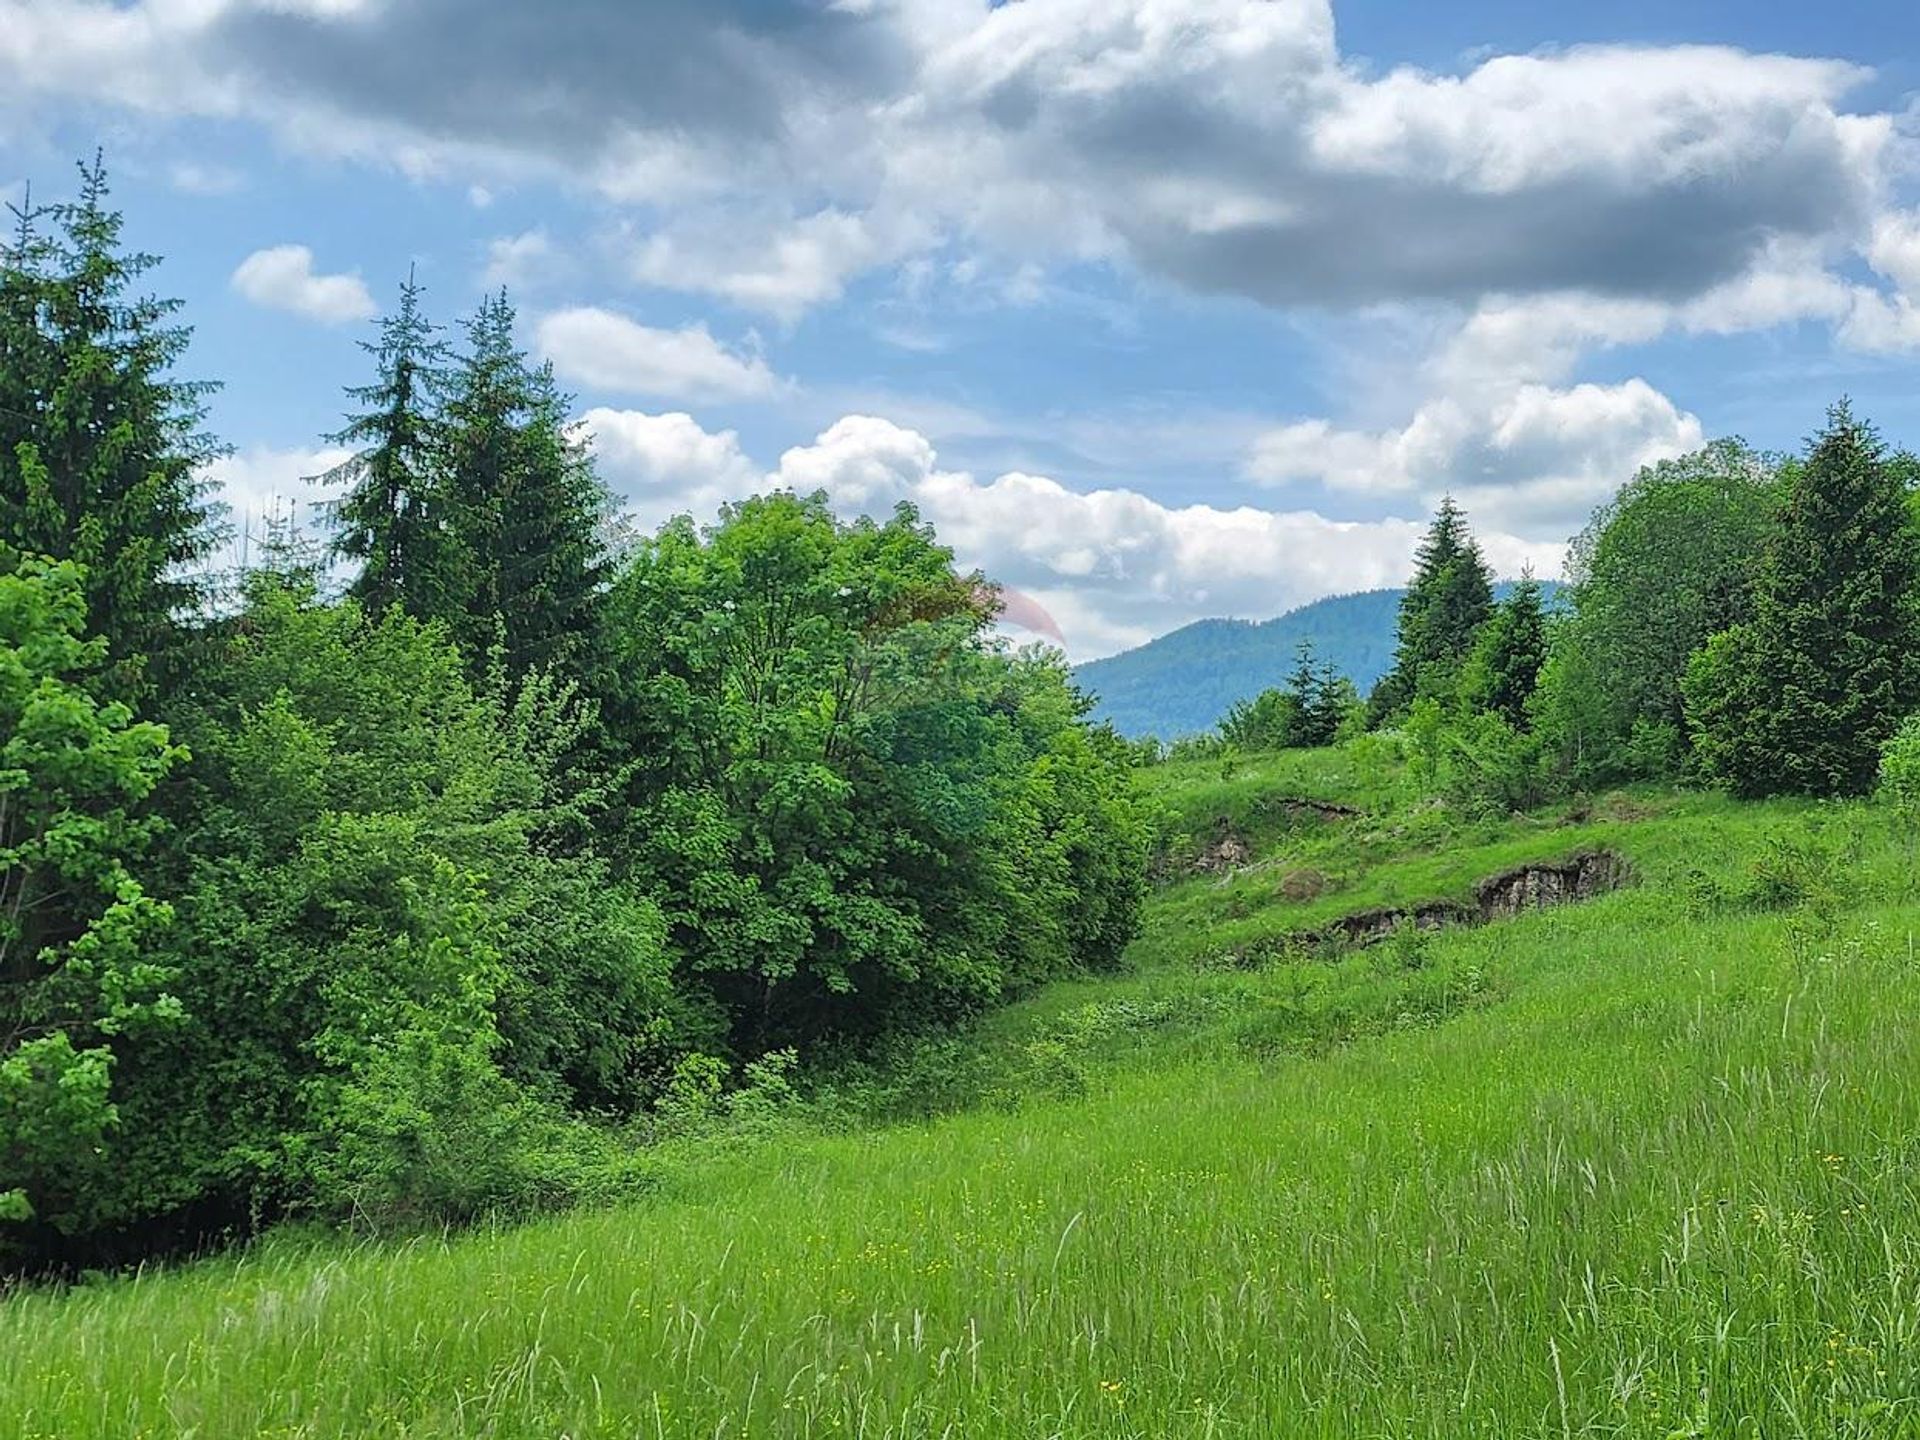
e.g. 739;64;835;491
1685;402;1920;796
320;270;453;617
1284;640;1349;747
439;292;610;681
1368;496;1494;724
0;157;221;701
1460;572;1549;729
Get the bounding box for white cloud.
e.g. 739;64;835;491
629;209;934;323
588;409;1561;659
584;407;760;530
170;160;242;194
1248;377;1703;535
536;307;784;402
481;228;560;290
0;0;1905;328
1867;211;1920;295
1837;210;1920;352
1838;290;1920;353
201;442;352;554
771;413;940;507
230;244;375;324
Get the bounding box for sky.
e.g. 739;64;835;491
3;0;1918;659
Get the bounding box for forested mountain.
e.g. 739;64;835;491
1077;582;1561;739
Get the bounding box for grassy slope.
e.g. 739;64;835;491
9;751;1920;1438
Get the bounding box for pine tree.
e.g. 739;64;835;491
320;270;453;617
1368;496;1494;724
1283;641;1319;729
0;157;221;701
439;292;610;680
1460;572;1549;729
1284;640;1348;747
1685;402;1920;797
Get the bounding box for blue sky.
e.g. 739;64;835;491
3;0;1918;657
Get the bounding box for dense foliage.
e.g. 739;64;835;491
1217;641;1355;752
0;167;1146;1269
0;160;220;702
600;494;1146;1052
1684;405;1919;797
1352;412;1920;816
1366;496;1495;725
1536;439;1782;786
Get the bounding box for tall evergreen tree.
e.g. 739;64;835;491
1367;496;1494;724
1460;572;1549;729
1685;402;1920;797
439;292;610;680
320;270;453;617
0;157;221;701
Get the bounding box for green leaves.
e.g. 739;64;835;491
604;493;1144;1049
0;158;220;704
1684;405;1920;798
0;555;185;1246
1371;497;1495;725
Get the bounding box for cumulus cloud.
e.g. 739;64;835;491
588;409;1560;659
582;407;761;530
481;229;562;290
907;10;1890;310
7;0;1917;591
230;244;375;324
630;208;928;323
1837;210;1920;352
0;0;1905;326
536;308;784;402
1249;372;1703;535
200;443;352;572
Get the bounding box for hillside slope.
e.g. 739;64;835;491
1077;581;1561;739
10;746;1920;1438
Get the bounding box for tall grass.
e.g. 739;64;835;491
7;773;1920;1437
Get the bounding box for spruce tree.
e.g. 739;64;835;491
0;157;221;701
1460;572;1549;729
1284;640;1348;747
1368;496;1493;724
320;270;453;618
1686;402;1920;797
439;292;610;681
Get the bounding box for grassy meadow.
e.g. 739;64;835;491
9;745;1920;1438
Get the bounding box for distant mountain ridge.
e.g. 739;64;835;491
1075;582;1561;740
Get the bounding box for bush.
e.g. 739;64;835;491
1877;714;1920;821
1405;702;1547;817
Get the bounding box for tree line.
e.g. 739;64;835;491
1187;407;1920;817
0;162;1147;1267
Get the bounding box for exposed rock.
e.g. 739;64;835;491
1191;830;1251;874
1233;849;1632;962
1277;868;1330;902
1474;850;1628;919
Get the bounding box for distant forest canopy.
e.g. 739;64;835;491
1077;581;1564;740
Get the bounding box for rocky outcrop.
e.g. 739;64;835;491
1226;849;1632;963
1474;850;1628;919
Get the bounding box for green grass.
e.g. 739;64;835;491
9;750;1920;1437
